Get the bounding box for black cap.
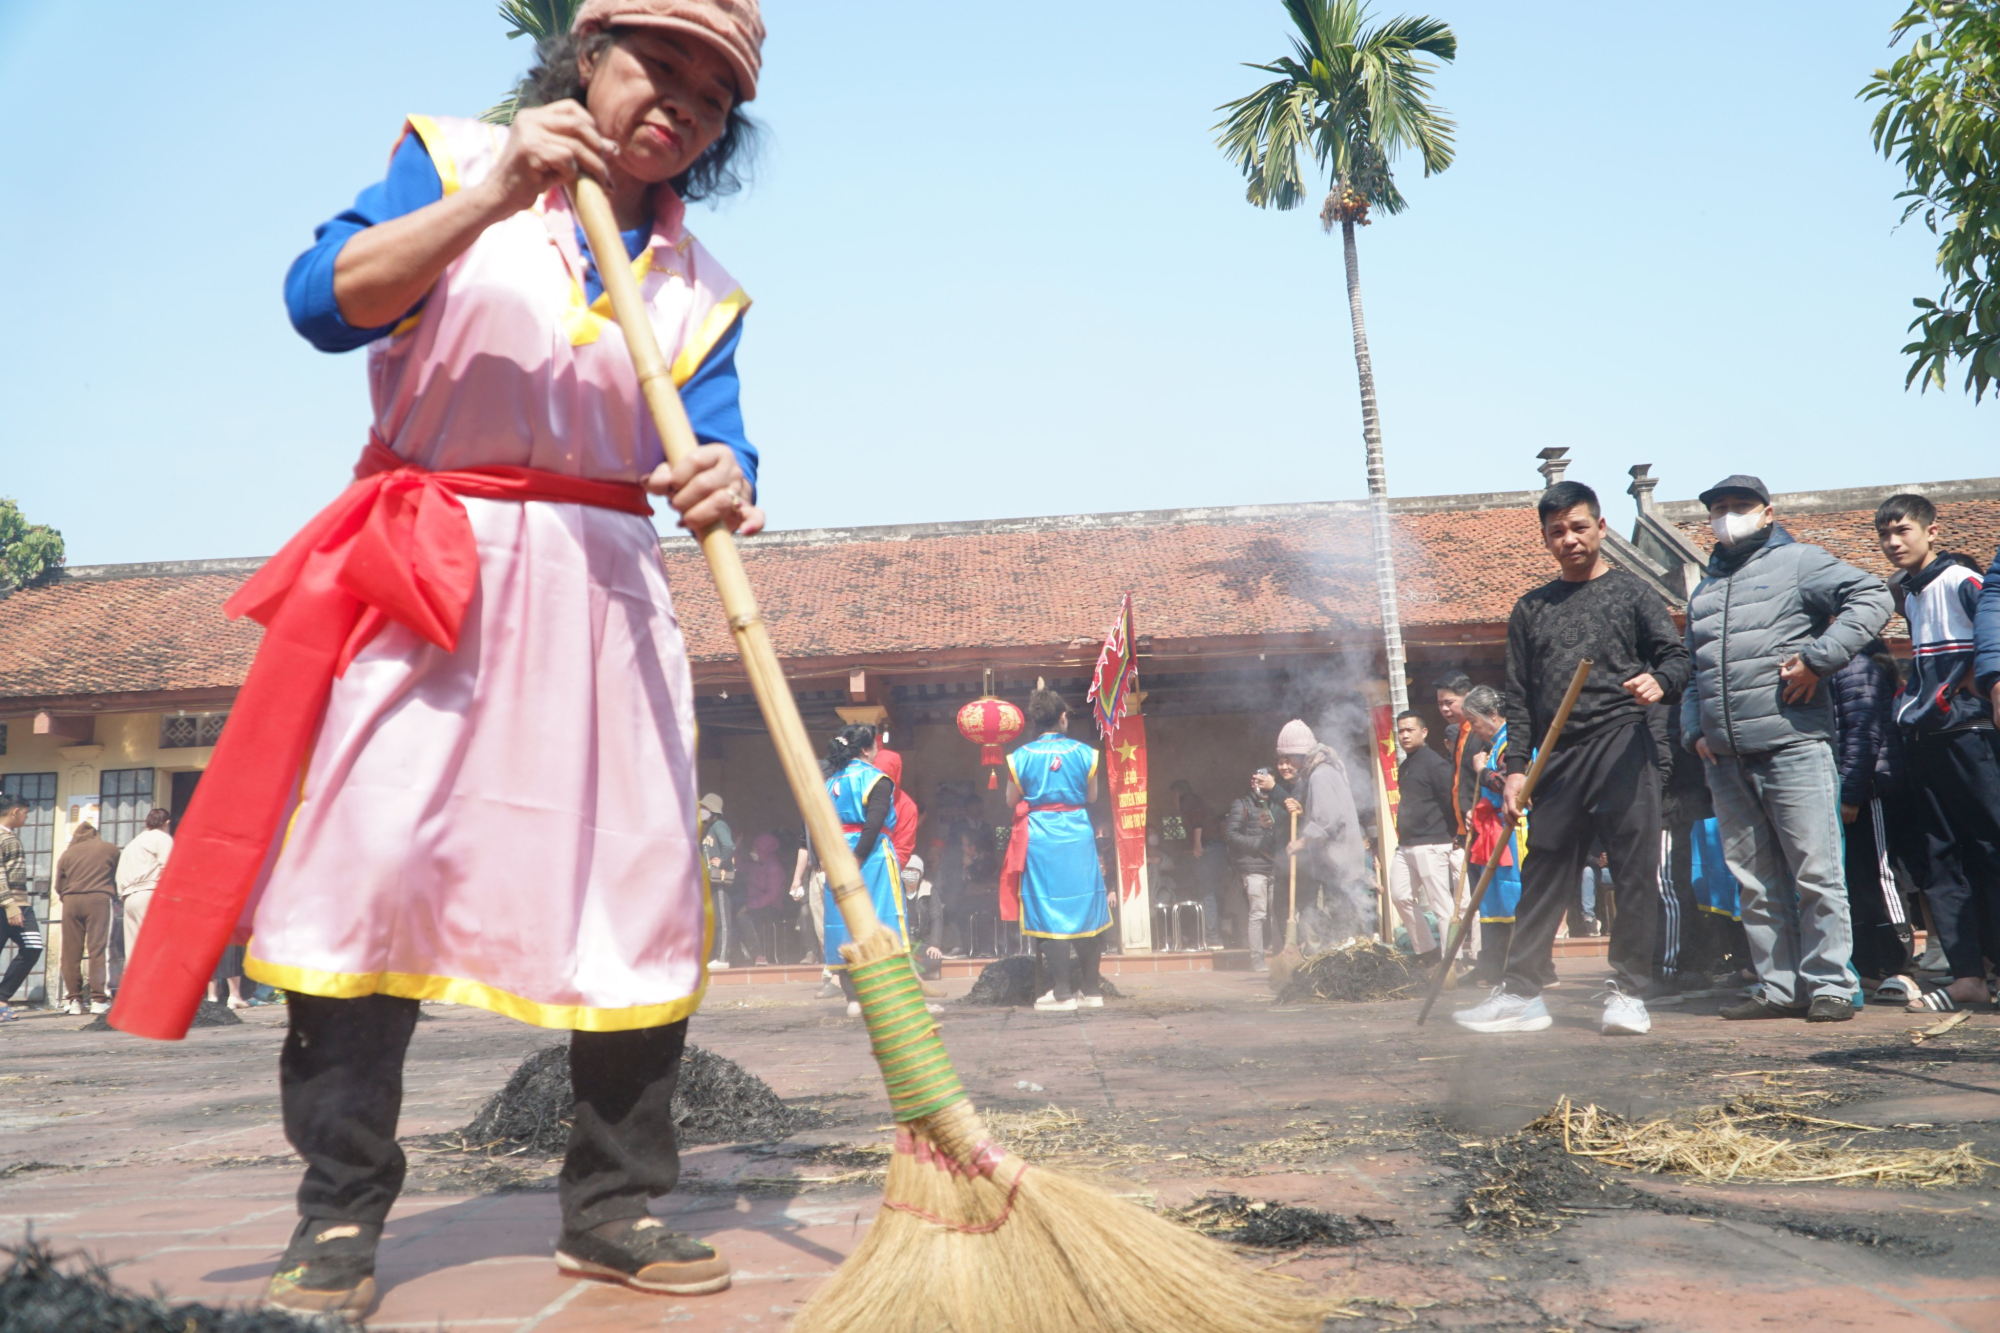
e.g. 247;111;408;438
1697;473;1771;507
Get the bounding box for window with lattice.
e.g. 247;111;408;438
161;712;228;749
0;773;56;883
99;769;156;848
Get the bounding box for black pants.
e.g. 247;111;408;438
1035;933;1105;1000
282;993;686;1232
1;905;43;1001
1503;722;1661;999
1846;797;1915;981
1907;729;2000;980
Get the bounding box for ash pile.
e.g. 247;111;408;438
962;955;1122;1006
0;1240;316;1332
1276;939;1425;1003
458;1043;824;1153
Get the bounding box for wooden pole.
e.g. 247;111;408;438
567;178;888;957
1415;657;1594;1026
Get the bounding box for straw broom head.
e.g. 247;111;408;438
566;175;1325;1331
793;1099;1328;1333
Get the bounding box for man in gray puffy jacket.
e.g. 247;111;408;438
1681;475;1892;1022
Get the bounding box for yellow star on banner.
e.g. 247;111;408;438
1115;740;1139;766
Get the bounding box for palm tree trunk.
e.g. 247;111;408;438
1341;215;1409;720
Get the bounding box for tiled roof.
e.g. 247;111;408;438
658;503;1555;664
0;502;1553;706
7;483;1995;707
0;567;263;705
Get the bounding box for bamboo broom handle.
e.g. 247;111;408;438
569;178;883;946
1286;810;1297;944
1415;656;1594;1026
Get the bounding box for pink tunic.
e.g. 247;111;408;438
242;115;748;1031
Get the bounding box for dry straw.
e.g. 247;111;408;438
1547;1094;1990;1188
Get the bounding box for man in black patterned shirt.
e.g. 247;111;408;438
1454;481;1689;1038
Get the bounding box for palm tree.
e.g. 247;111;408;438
1216;0;1456;718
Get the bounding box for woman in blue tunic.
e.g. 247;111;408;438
822;724;907;1017
1004;690;1110;1012
1462;690;1531;987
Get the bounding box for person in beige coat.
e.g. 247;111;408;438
115;809;173;956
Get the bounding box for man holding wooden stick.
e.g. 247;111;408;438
1454;480;1689;1037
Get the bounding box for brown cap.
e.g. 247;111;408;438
572;0;765;102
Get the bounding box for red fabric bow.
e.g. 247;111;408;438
110;444;652;1041
999;801;1083;922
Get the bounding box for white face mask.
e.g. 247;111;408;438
1711;507;1767;546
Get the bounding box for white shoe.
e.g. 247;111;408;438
1599;988;1651;1036
1452;988;1552;1033
711;959;731;970
1033;991;1077;1013
1077;995;1105;1009
845;1001;861;1018
88;1001;111;1015
63;999;83;1016
925;1003;944;1014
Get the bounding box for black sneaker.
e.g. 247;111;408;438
265;1218;379;1319
1719;996;1807;1021
1806;995;1856;1023
556;1217;732;1295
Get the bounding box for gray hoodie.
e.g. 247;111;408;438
1292;745;1370;892
1681;525;1892;759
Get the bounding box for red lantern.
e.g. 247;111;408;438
956;697;1025;788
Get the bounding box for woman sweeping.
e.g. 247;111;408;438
1003;689;1111;1011
109;0;766;1317
821;724;911;1018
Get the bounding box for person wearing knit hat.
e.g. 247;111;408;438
1271;720;1375;946
127;2;776;1317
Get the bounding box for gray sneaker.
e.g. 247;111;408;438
1452;988;1552;1033
1599;988;1651;1036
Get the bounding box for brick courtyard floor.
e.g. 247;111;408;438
2;958;1998;1331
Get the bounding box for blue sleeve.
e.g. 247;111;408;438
284;132;445;353
680;316;759;497
1977;550;2000;692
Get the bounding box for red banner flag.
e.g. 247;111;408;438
1088;594;1148;901
1370;703;1401;827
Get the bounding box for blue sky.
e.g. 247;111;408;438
0;1;1985;566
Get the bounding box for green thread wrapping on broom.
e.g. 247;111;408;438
849;953;966;1122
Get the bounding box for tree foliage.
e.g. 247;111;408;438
0;499;64;591
1863;0;2000;399
1214;0;1456;222
480;0;584;125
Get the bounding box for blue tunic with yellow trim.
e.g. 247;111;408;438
1690;816;1740;921
1475;724;1528;925
823;759;905;966
1009;733;1110;940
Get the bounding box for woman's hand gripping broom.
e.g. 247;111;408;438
1415;657;1593;1026
572;178;1324;1333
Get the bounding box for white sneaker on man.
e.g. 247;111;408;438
62;998;83;1016
1599;988;1650;1036
1451;988;1552;1033
1076;994;1104;1009
1033;991;1077;1013
88;1002;111;1016
845;1001;861;1018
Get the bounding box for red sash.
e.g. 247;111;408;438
109;443;653;1041
999;802;1082;921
